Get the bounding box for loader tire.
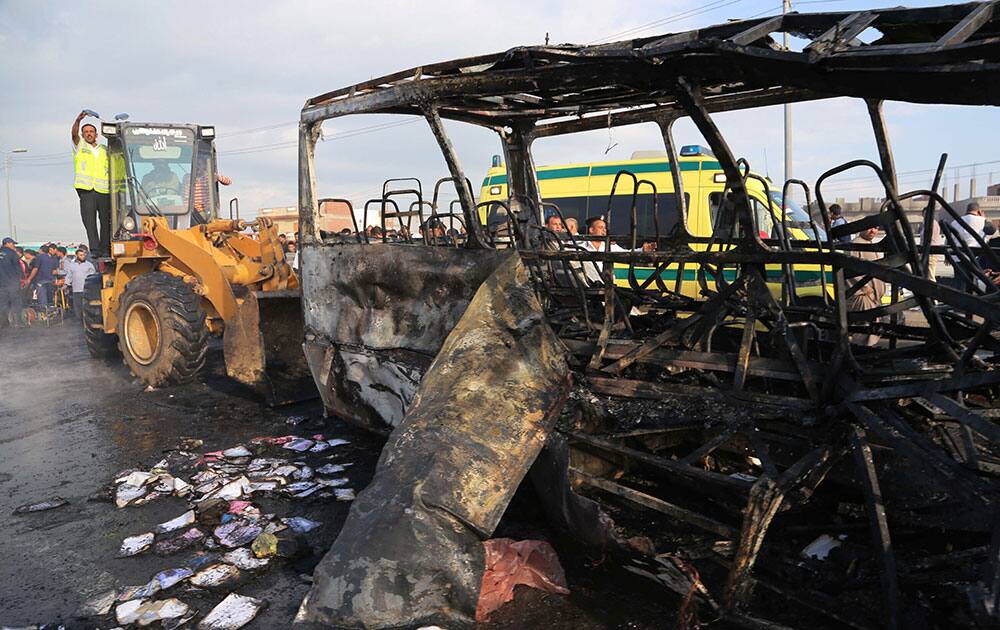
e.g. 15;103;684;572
117;272;208;387
82;274;119;358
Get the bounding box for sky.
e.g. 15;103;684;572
1;0;998;242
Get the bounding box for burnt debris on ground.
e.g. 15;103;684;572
75;432;358;627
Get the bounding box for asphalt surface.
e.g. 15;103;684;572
0;320;676;629
0;320;380;628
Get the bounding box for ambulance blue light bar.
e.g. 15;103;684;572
679;145;715;157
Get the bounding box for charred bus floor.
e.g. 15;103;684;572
293;3;1000;628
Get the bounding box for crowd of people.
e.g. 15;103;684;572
0;237;96;333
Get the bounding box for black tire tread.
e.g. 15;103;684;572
117;272;208;386
82;274;119;358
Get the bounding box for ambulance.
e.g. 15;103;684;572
477;146;828;300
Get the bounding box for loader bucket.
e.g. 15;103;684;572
224;289;317;406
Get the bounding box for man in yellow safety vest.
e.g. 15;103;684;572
71;111;110;257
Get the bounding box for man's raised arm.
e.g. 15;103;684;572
71;111;86;145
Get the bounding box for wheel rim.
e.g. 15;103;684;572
123;302;161;365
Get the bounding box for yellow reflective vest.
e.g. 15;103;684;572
74;141;109;194
110;152;126;194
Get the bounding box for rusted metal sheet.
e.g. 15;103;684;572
299;254;569;627
300;243;510;432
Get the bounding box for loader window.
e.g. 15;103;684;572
185;141;218;224
123;127;195;216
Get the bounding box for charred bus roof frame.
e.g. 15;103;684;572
297;1;1000;249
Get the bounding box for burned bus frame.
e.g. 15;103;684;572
299;3;1000;628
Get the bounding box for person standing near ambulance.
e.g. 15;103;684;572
71;111;111;257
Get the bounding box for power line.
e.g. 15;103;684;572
217;121;298;139
16;151;72;161
588;0;849;46
825;159;1000;185
219;119;419;156
589;0;745;44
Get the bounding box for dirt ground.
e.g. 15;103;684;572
0;321;678;629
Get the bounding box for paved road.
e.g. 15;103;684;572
0;320;378;628
0;321;675;629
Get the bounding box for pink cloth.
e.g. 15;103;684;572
476;538;570;622
228;500;253;514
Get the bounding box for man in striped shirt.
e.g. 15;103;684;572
182;155;231;223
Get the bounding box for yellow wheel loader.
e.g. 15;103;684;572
82;121;314;405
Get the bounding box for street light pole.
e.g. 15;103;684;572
783;0;792;184
3;148;28;239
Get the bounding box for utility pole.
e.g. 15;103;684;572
3;148;28;239
783;0;792;184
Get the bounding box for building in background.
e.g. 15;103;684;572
258;200;355;239
813;176;1000;235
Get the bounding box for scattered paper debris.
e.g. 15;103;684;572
317;477;350;488
282;516;321;534
283;481;316;495
315;463;349;475
183;551;218;571
117;580;161;602
335;488;356;501
153;567;194;590
13;497;68;514
135;598;190;626
155;510;196;535
227;500;253;514
202;476;251;502
116;483;147;508
178;437;204;450
116;599;147;624
101;433;354;619
286;415;308;425
282;438;315;452
223;547;270;570
801;534;843;561
197;593;266;629
250;435;296;446
155;527;205;556
190;563;241;588
116;597;190;626
214;521;263;548
292;466;314;481
119;532;155;557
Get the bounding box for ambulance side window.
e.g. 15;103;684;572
708;192;736;238
750;196;774;238
708;192;774;238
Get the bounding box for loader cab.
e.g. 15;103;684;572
104;122;220;235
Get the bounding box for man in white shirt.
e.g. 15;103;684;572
948;201;995;248
63;247;96;317
580;216;655;284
